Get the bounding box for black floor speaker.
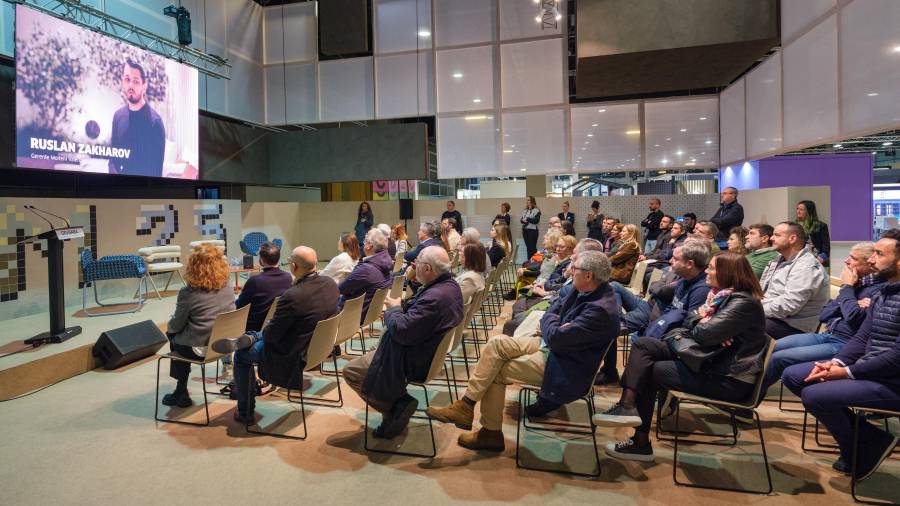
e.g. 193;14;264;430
93;320;167;370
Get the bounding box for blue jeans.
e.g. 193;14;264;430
763;332;847;392
611;281;651;334
644;239;657;253
233;332;265;415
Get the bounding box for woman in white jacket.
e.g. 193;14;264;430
455;241;487;304
320;232;360;284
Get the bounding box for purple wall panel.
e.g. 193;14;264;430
757;154;873;241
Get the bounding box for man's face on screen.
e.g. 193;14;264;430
121;65;146;105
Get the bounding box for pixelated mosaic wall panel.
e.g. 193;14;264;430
136;205;179;246
0;206;28;302
194;203;227;251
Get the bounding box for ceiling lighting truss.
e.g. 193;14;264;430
788;131;900;155
6;0;232;79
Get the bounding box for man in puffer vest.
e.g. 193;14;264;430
782;229;900;482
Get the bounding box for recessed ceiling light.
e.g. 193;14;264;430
464;115;487;121
705;140;712;144
661;159;668;164
884;142;894;146
555;13;562;21
502;149;514;153
587;134;594;137
597;109;606;113
872;152;877;155
666;137;671;141
581;147;587;151
452;72;464;79
653;144;660;147
584;141;590;144
699;117;707;121
676;150;684;156
472;98;482;103
867;92;879;97
893;45;900;53
520;168;528;171
701;152;706;155
833;143;843;148
679;128;687;132
591;123;599;127
685;162;696;166
417;30;431;38
625;130;641;135
534;15;541;22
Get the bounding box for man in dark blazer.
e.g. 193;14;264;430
235;242;293;332
403;220;443;263
225;246;339;423
343;246;464;439
710;186;744;242
426;250;620;452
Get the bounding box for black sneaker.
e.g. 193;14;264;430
373;394;419;439
524;398;561;419
832;458;850;475
605;438;654;462
855;434;899;482
161;391;192;408
592;402;641;427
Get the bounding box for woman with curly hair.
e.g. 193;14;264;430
163;243;236;408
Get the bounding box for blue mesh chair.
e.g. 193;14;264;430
81;249;148;316
240;232;283;256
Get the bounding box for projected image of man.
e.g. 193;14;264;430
108;58;166;177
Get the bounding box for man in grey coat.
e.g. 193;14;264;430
759;221;830;338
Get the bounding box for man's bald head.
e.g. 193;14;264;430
416;245;451;285
291;246;317;278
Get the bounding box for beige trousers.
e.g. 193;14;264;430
465;333;546;430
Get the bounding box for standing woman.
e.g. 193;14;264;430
797;200;831;267
355;201;374;247
587;200;604;241
558;200;575;224
609;223;642;284
520;195;541;259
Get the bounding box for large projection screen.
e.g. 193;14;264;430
14;6;199;179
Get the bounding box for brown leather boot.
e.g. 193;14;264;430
425;399;474;430
458;428;505;452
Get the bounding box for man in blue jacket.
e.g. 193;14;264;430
763;242;885;392
782;229;900;481
234;242;293;332
338;229;394;323
343;246;463;439
403;220;442;263
612;240;711;342
425;250;620;452
710;186;744;243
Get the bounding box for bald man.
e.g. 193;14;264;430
344;246;464;439
225;246;340;423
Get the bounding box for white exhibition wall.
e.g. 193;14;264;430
720;0;900;166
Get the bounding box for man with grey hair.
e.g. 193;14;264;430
761;241;886;392
339;228;394;323
710;186;744;242
426;250;620;452
403;220;443;263
344;246;463;439
460;226;492;277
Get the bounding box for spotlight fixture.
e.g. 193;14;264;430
163;5;192;46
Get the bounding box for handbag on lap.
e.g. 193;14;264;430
663;327;729;374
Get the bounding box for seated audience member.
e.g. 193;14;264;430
548;216;562;231
596;252;768;462
235;241;293;332
459;227;492;277
223;246;339;422
561;220;577;237
710;186;744;243
727;226;749;255
587;201;605;241
682;213;697;235
404;221;443;263
745;223;778;278
640;215;674;261
507;229;564;299
391;224;409;258
602;218;620;253
781;229;900;480
426;251;620;451
691;220;721;253
763;242;884;392
798;199;831;267
609;224;642;284
343;246;464;438
760;222;829;339
650;220;686;263
517;234;577;307
612;240;711;340
441;218;462;252
487;223;511;267
456;242;487;303
339;229;394;322
377;223;396;259
162;244;236;407
321;232;360;284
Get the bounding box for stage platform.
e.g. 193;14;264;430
0;293;178;400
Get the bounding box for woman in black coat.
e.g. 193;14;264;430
797;200;831;267
594;252;769;462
